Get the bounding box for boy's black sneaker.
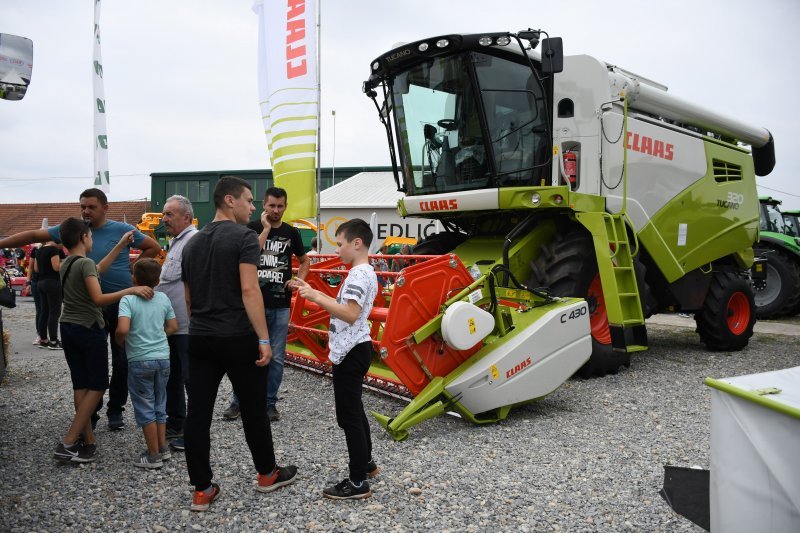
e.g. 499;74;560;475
74;442;97;463
169;437;185;451
47;340;63;350
367;460;380;478
323;478;372;500
54;442;80;462
257;465;298;493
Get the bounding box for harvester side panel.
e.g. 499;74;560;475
602;113;708;231
600;112;759;281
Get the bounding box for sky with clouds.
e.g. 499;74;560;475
1;0;798;209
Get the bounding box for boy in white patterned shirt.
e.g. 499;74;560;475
295;219;379;500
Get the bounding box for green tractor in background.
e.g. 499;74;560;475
753;197;800;318
783;208;800;239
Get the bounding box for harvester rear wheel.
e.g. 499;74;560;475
528;229;633;378
753;247;800;318
695;271;755;351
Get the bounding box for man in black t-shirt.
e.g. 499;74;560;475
181;176;297;512
223;187;309;422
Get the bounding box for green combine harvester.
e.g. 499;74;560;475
288;29;776;440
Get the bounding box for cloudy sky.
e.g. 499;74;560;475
1;0;798;209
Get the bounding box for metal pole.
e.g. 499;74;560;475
315;0;322;250
332;109;336;186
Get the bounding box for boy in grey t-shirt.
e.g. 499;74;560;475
295;219;379;500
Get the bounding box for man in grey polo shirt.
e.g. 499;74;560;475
156;195;198;450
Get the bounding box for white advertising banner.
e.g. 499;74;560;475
318;208;441;253
93;0;110;193
253;0;319;221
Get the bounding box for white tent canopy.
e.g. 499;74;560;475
706;366;800;532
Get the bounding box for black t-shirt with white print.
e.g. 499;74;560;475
247;220;306;308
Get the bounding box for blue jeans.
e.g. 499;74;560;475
128;359;170;427
231;307;289;409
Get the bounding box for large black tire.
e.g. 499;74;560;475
695;271;755;351
412;231;468;255
528;228;646;378
753;248;800;319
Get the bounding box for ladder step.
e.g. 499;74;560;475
626;344;648;353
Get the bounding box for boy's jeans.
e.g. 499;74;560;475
128;359;170;427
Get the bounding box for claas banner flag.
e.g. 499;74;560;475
254;0;319;221
93;0;110;193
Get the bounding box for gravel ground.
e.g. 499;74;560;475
1;298;798;532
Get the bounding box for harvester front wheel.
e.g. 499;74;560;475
528;229;631;378
695;271;755;351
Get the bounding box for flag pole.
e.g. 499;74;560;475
314;0;322;251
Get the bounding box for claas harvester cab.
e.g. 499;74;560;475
287;30;776;440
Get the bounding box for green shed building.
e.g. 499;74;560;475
150;166;392;237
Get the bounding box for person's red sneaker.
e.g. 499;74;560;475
190;483;220;512
257;465;298;493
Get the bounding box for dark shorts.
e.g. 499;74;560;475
61;322;109;391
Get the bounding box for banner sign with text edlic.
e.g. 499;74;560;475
253;0;318;221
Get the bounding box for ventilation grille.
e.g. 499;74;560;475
713;159;743;182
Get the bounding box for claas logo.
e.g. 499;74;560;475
506;356;532;379
419;199;458;212
626;132;674;160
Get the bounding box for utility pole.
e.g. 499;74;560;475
331;109;336;188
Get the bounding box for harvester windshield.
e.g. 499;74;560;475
384;50;551;195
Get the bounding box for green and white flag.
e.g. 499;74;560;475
93;0;110;192
253;0;319;221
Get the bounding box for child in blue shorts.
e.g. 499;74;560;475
116;258;177;469
53;218;154;464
